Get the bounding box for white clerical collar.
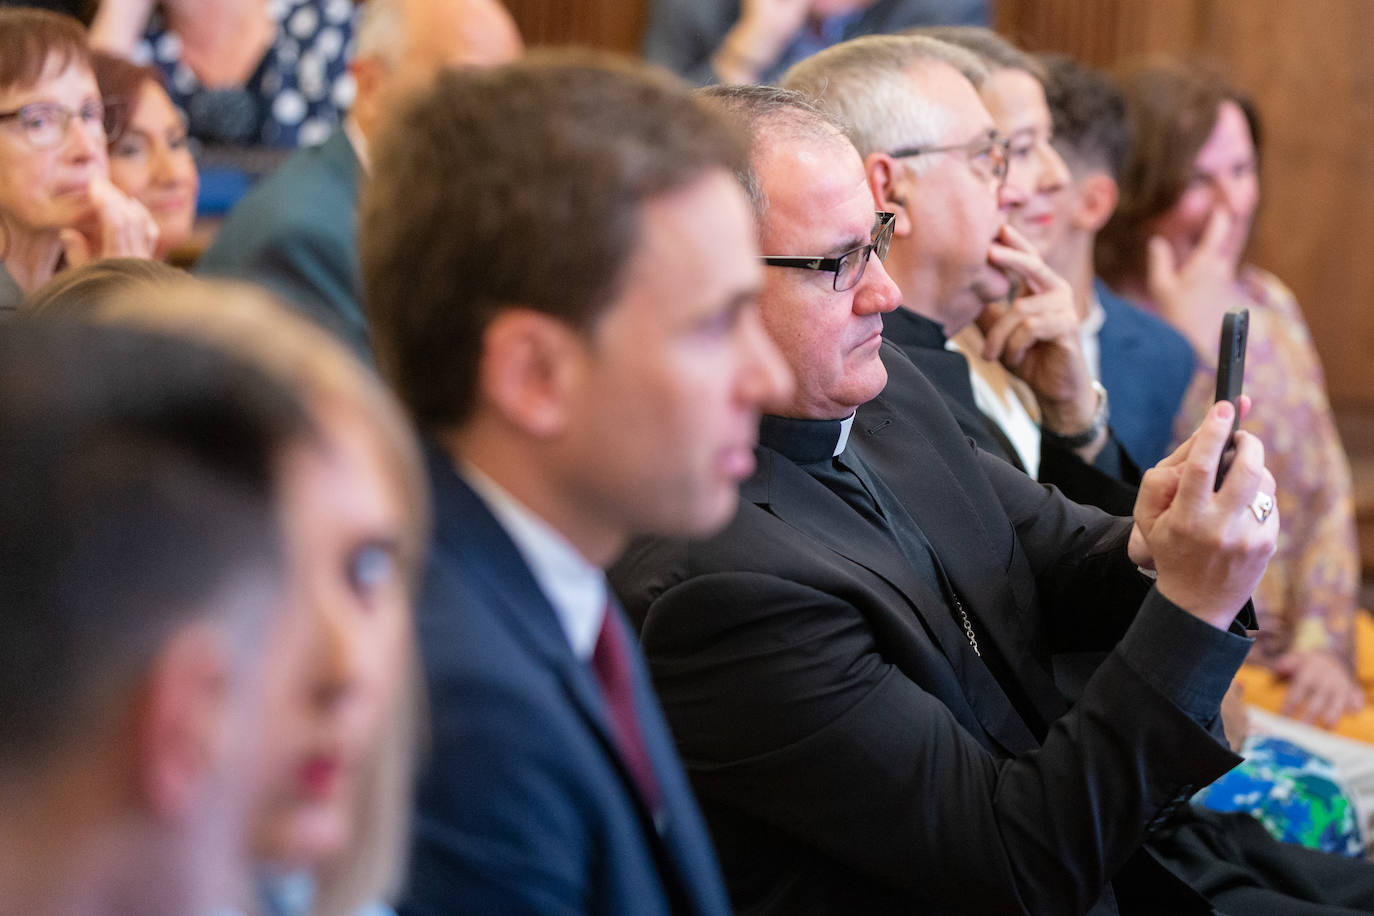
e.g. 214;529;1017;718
460;461;606;660
834;412;855;457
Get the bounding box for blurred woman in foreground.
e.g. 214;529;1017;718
62;272;426;915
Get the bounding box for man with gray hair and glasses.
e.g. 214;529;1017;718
784;34;1140;513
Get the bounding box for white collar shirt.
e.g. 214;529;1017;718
461;462;607;661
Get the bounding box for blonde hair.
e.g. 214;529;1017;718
84;277;426;916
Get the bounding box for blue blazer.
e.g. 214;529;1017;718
400;445;732;916
1095;278;1196;468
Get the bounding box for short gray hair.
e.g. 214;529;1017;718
912;26;1045;80
781;34;988;167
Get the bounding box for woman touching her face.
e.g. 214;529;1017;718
1101;59;1368;736
0;9;157;310
93;52;199;261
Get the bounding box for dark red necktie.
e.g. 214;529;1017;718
591;603;665;815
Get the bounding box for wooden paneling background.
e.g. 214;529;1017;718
502;0;646;54
498;0;1374;413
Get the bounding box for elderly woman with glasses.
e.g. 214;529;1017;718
0;8;157;313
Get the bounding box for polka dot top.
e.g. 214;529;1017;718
133;0;358;148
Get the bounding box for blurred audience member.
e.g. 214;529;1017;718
90;0;357;148
1101;58;1365;730
23;252;180;310
1037;52;1195;469
92;51;198;260
362;52;790;913
0;315;309;915
644;0;987;87
197;0;522;358
0;8;156;311
52;274;427;916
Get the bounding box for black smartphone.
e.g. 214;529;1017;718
1213;307;1249;490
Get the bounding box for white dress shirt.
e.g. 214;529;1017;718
462;462;607;660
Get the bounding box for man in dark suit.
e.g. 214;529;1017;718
611;86;1374;914
360;55;791;914
197;0;522;357
1039;53;1197;469
783;35;1139;515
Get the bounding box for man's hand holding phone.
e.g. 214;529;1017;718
1131;398;1277;631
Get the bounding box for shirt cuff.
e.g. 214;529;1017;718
1117;588;1253;726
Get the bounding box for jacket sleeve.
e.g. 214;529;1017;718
640;570;1247;915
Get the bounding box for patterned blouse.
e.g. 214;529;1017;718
1171;265;1359;667
133;0;358;148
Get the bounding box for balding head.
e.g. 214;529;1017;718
352;0;523;139
694;84;849;227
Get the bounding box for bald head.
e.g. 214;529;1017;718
400;0;523;70
352;0;524;139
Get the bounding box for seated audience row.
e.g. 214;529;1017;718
4;7;1372;915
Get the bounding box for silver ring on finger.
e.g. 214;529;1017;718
1249;491;1274;524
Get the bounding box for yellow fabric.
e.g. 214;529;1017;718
1235;611;1374;744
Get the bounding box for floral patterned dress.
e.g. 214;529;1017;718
1171;265;1359;668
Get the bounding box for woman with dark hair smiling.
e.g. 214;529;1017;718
1101;58;1367;734
92;51;198;261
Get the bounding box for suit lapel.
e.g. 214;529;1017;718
745;448;1040;755
426;444;718;912
856;368;1072;738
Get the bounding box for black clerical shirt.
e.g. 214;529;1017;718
756;410;1052;739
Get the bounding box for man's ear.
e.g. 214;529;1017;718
348;56;388;138
864;152;914;238
1074;171;1120;234
477;309;584;438
137;622;233;821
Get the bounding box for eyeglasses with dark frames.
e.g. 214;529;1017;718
0;99;121;150
761;211;896;292
888;129;1010;188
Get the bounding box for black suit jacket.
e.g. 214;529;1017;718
883;308;1139;515
611;343;1250;915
